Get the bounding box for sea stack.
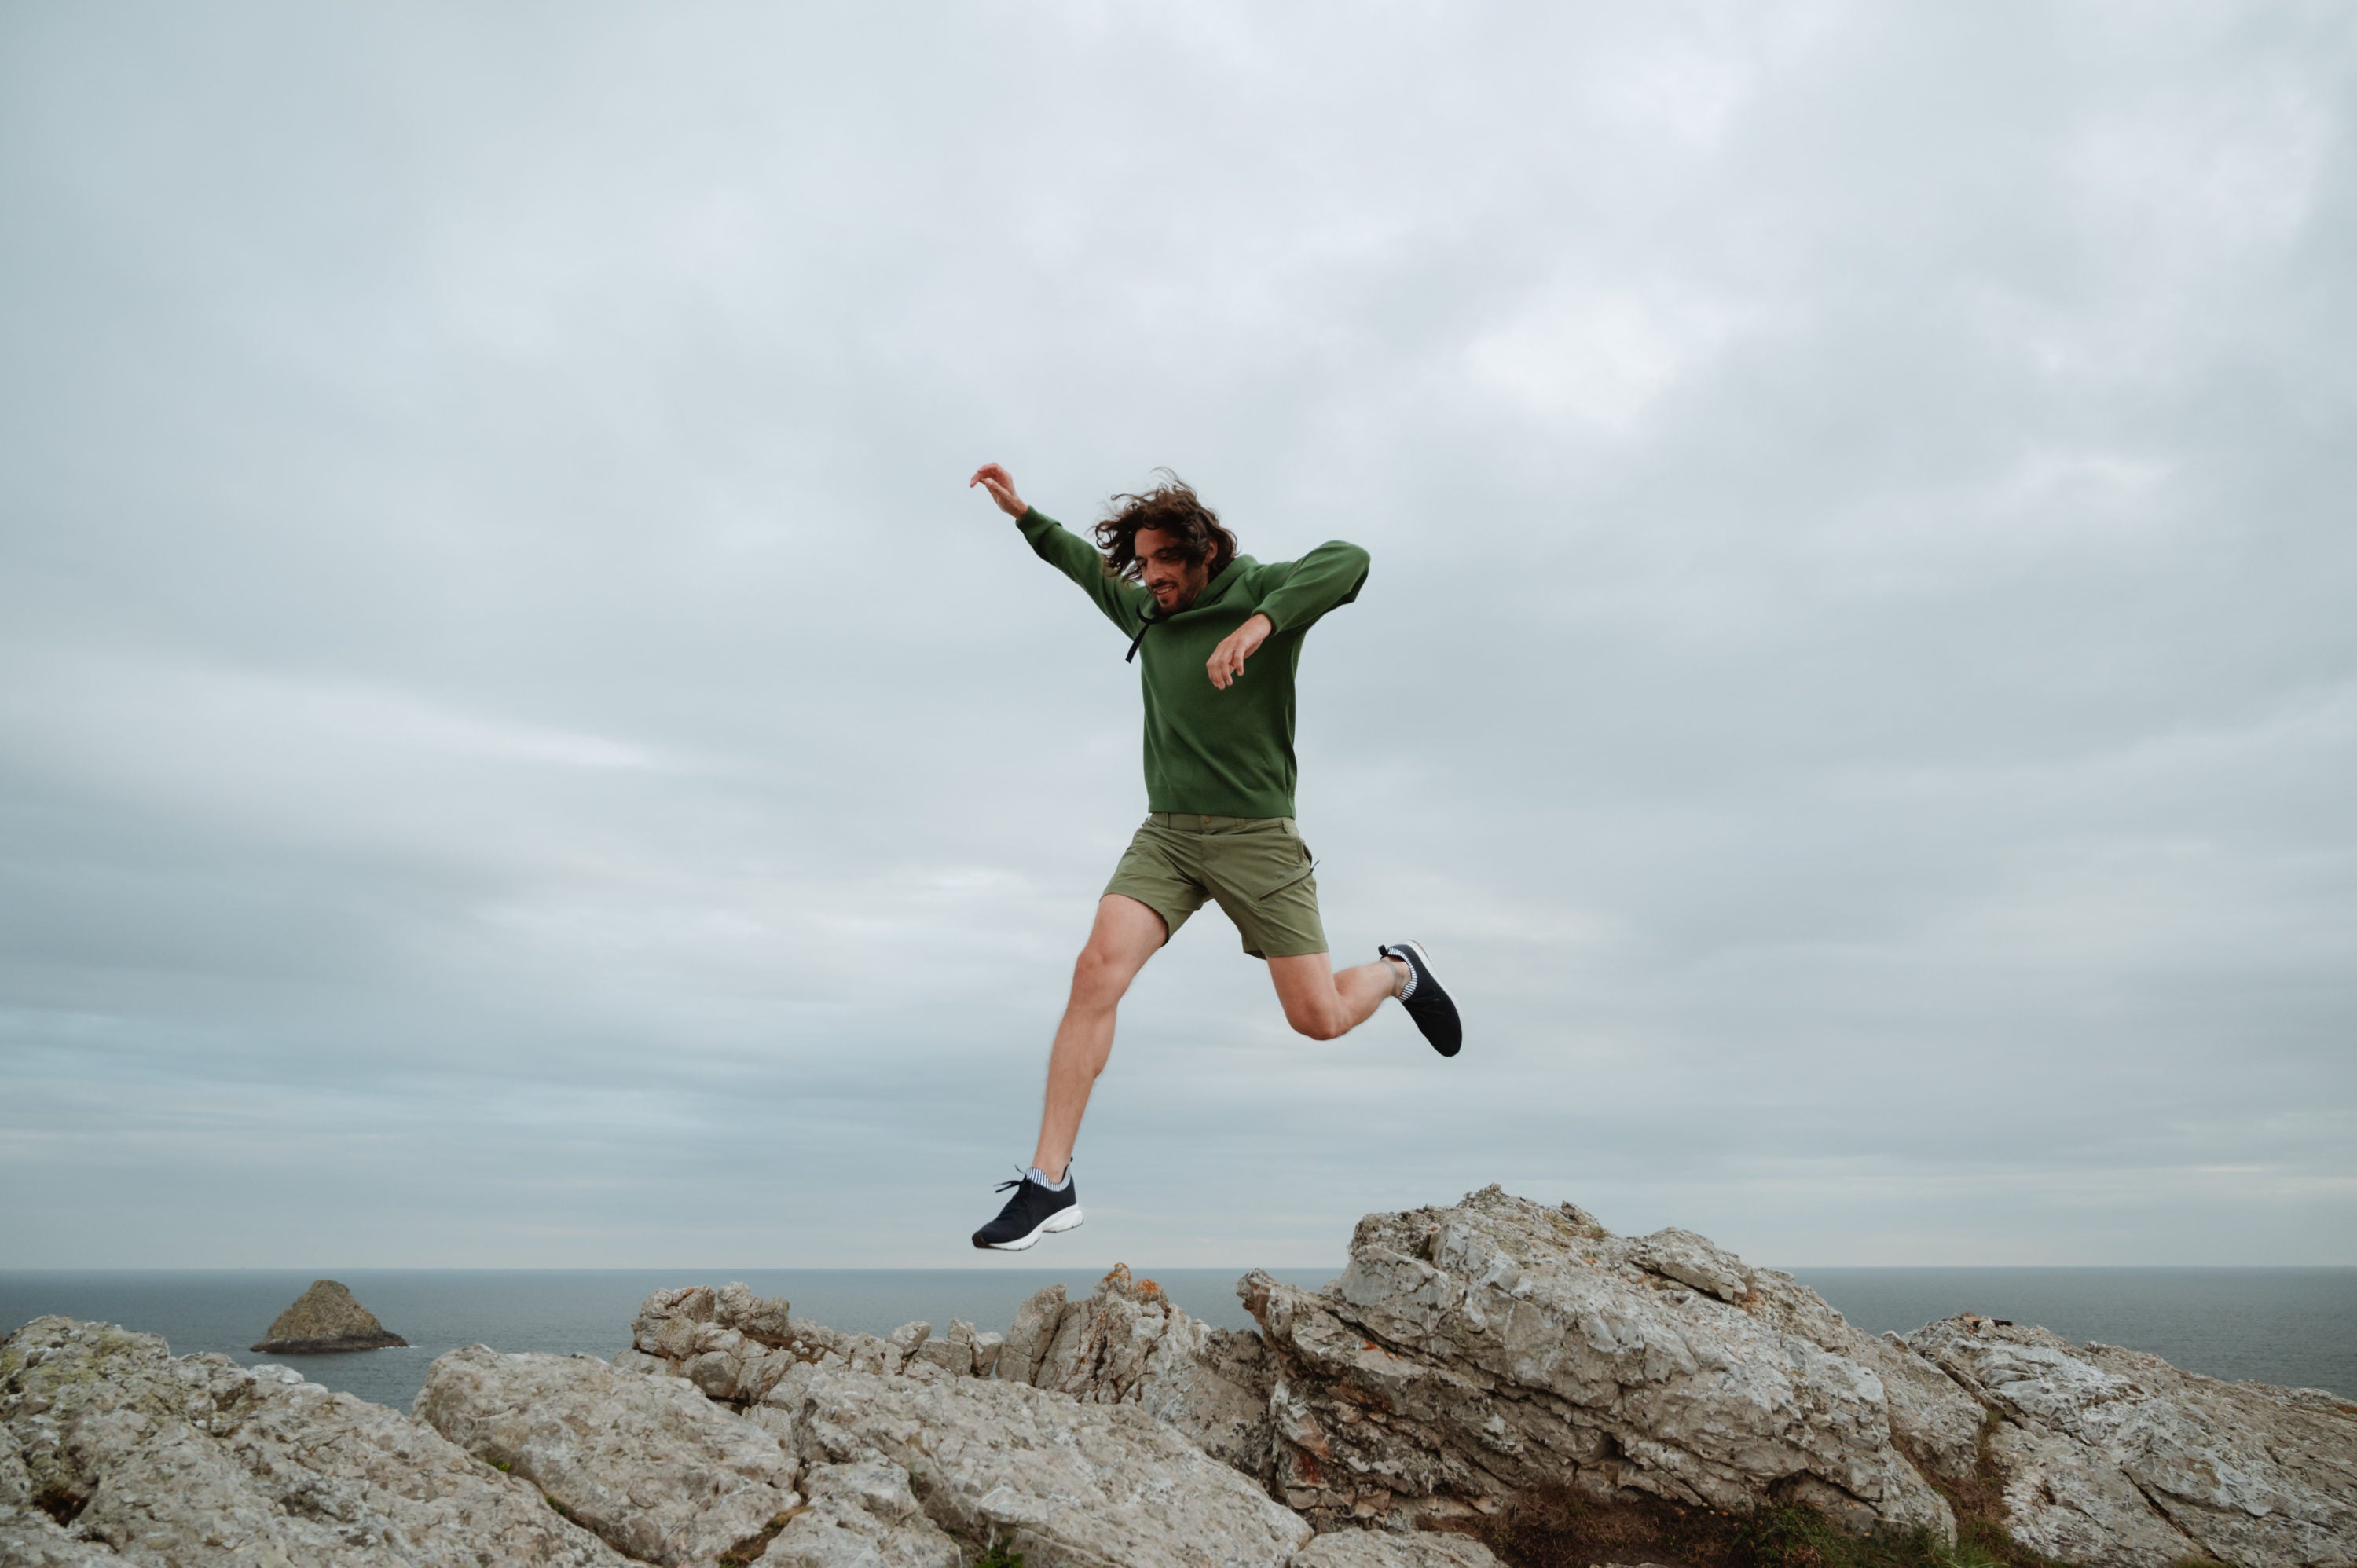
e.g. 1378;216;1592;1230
249;1279;408;1354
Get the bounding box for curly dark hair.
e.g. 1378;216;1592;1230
1091;471;1237;584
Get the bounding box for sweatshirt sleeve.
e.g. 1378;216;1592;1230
1017;507;1150;635
1251;540;1371;633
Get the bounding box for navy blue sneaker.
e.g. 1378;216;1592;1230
972;1169;1083;1251
1382;940;1461;1057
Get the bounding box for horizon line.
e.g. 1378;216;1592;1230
5;1261;2355;1273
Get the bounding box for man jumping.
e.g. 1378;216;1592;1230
965;464;1462;1251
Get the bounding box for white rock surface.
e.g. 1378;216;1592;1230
416;1343;801;1566
0;1314;631;1566
1287;1526;1505;1566
0;1504;123;1566
2;1418;114;1562
1242;1186;1967;1536
1911;1313;2357;1568
1001;1281;1069;1386
0;1424;30;1507
759;1459;963;1567
627;1284;992;1402
1006;1264;1277;1476
772;1357;1315;1568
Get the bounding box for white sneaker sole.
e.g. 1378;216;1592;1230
983;1206;1085;1252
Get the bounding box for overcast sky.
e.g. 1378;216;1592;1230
3;2;2352;1270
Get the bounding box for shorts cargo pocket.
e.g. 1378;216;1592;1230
1215;825;1317;906
1200;820;1327;960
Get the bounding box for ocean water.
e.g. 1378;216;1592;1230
1789;1266;2357;1395
2;1266;2349;1415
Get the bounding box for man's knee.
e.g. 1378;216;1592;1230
1070;944;1135;1008
1285;1001;1348;1041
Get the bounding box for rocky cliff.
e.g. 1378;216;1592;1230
1909;1313;2355;1568
5;1186;2351;1568
1237;1188;1967;1536
1;1317;627;1566
1225;1186;2355;1568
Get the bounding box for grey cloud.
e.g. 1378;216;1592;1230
2;0;2352;1268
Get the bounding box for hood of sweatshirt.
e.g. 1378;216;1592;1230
1125;555;1260;661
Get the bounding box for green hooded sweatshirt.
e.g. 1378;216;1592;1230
1017;507;1369;819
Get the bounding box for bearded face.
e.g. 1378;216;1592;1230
1134;526;1214;614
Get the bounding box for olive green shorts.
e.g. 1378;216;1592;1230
1104;812;1326;959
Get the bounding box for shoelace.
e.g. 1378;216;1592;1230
994;1163;1072;1193
1386;947;1419;1002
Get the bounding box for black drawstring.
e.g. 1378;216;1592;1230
1124;614;1159;664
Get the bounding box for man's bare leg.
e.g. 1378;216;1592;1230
1266;951;1408;1041
1028;894;1169;1183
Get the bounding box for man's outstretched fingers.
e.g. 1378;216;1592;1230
969;463;1026;517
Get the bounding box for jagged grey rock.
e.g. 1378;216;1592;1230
1910;1313;2357;1568
771;1357;1314;1567
416;1343;801;1566
0;1505;123;1566
0;1315;630;1566
760;1459;963;1566
911;1319;994;1377
1;1423;29;1507
1241;1185;1967;1537
1005;1264;1277;1476
2;1414;114;1563
1001;1281;1068;1386
250;1277;409;1353
1287;1526;1505;1565
627;1283;988;1402
622;1278;1310;1563
1862;1328;1990;1485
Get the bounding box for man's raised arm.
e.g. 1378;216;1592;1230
1254;540;1371;633
1206;540;1371;690
970;463;1148;634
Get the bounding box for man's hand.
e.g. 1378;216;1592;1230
1208;613;1273;690
970;463;1028;518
